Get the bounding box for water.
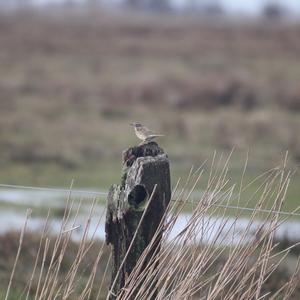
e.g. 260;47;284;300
0;189;65;206
0;189;299;246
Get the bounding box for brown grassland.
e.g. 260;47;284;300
0;11;299;207
0;11;300;299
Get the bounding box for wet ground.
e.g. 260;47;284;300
0;188;299;246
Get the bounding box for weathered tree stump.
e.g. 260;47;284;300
105;142;171;299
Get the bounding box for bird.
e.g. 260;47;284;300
130;122;164;144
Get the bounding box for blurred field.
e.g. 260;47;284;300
0;9;299;211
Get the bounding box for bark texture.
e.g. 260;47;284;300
105;142;171;299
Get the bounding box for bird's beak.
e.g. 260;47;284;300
130;123;135;126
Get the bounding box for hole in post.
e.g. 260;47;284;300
128;184;148;209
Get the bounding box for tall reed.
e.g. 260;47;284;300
4;154;300;299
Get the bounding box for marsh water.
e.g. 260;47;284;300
0;188;299;246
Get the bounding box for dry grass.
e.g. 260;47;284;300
3;154;300;299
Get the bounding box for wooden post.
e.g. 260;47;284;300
105;142;171;299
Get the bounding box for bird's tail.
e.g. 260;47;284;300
146;134;164;141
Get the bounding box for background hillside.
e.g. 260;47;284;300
0;9;299;210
